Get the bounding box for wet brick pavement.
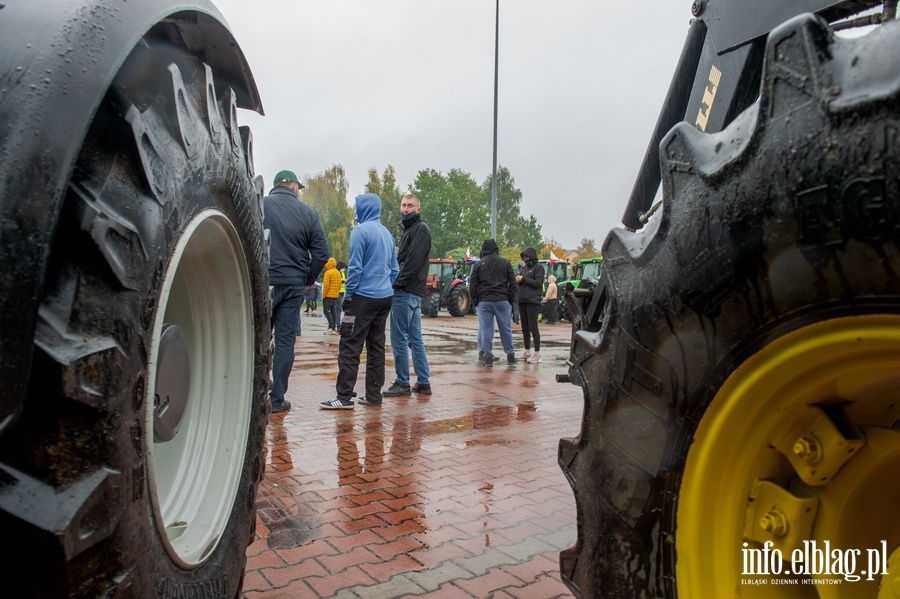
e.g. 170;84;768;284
242;309;582;598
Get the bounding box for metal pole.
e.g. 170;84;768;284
490;0;499;240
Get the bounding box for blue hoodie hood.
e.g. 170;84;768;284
344;193;399;300
354;193;382;223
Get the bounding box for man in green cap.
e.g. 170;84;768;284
263;170;329;414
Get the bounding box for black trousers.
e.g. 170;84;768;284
336;295;393;401
543;300;559;324
323;297;338;330
519;302;541;351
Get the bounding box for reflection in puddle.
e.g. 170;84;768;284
257;424;321;550
257;401;538;552
426;402;536;436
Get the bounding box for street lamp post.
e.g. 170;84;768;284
490;0;499;240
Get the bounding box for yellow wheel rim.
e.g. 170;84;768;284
677;315;900;598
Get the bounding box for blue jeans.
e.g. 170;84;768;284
271;285;305;403
390;290;430;385
477;301;514;358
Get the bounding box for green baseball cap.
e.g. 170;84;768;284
273;169;305;189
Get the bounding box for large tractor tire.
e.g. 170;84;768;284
0;42;269;597
422;291;441;318
559;15;900;598
447;284;471;317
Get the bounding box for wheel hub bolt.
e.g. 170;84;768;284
793;435;822;463
759;509;789;537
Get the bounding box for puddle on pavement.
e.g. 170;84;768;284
425;402;536;436
258;424;323;550
258;400;540;550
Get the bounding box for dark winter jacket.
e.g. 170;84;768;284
393;213;432;296
517;246;545;305
469;238;516;304
263;186;329;286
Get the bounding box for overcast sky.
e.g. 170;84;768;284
212;0;691;250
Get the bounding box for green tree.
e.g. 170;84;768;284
301;165;353;265
480;166;542;251
364;165;403;235
409;168;488;258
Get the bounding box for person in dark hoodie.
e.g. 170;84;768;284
321;193;399;409
468;238;517;367
263;170;329;414
384;194;433;398
516;247;545;363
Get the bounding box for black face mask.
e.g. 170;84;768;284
401;211;418;221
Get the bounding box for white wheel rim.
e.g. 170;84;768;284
146;209;254;568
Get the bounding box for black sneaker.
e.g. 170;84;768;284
270;400;292;413
480;356;494;368
358;396;382;406
383;382;411;397
320;397;354;410
412;383;432;395
478;351;500;363
507;353;517;365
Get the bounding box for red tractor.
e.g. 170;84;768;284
422;259;470;317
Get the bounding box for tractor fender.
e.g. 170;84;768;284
0;0;263;435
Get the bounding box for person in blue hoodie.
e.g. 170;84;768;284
321;194;399;409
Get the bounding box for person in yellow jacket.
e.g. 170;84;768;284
336;260;347;330
322;257;342;334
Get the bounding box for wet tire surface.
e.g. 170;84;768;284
559;15;900;598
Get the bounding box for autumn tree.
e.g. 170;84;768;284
575;237;600;259
301;165;353;265
540;237;566;260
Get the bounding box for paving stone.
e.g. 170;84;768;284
244;314;579;598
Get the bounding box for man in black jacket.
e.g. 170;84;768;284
263;169;329;413
469;238;517;367
384;194;432;397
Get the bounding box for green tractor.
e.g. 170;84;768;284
539;259;572;287
558;1;900;597
422;258;470;318
569;256;603;285
556;258;601;322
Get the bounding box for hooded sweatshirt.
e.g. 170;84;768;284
469;238;516;304
517;246;545;305
344;194;399;300
322;257;342;299
543;275;558;301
